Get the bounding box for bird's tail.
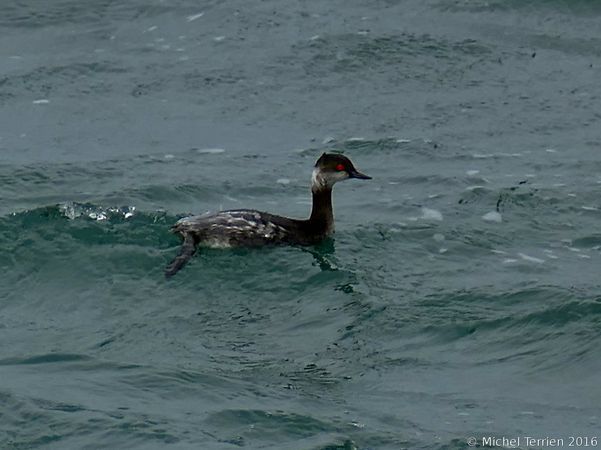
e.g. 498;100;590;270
165;233;197;278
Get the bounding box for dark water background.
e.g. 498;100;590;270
2;1;601;449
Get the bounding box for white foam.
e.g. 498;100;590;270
347;137;365;142
466;170;480;176
396;138;411;143
146;26;158;32
309;35;320;41
186;12;204;22
164;154;174;159
322;136;335;144
89;212;107;221
276;178;291;185
32;99;49;104
59;202;78;220
214;36;226;42
421;207;443;221
197;148;225;154
503;258;518;264
433;233;445;242
482;211;502;223
582;206;598;211
518;253;545;263
545;148;558;153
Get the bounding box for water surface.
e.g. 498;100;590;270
1;1;601;449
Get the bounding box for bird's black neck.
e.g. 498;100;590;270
308;187;334;235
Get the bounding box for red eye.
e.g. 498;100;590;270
336;164;345;171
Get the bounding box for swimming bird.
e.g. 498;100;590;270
165;152;371;277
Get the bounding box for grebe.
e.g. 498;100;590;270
165;153;371;277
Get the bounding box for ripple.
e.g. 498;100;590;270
0;353;90;365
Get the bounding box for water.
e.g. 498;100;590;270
2;1;601;449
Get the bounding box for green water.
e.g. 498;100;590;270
2;0;601;449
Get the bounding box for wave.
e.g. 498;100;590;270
438;0;601;16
